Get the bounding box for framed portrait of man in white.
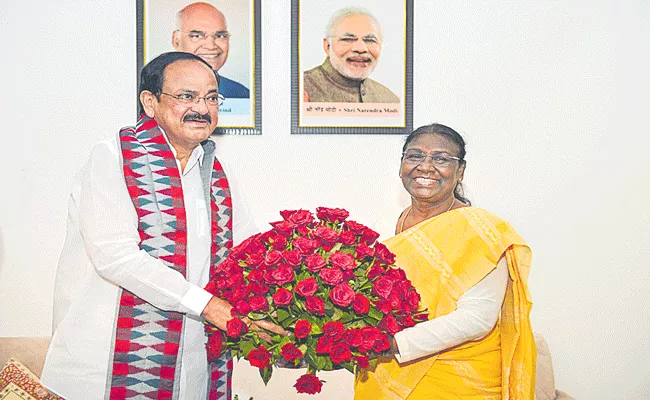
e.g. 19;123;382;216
137;0;262;135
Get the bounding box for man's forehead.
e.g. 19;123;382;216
333;14;378;36
163;60;218;91
182;8;226;31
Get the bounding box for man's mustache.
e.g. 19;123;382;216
183;112;212;124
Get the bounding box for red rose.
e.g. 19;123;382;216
270;264;295;286
234;300;251;315
329;282;355;307
352;293;370;314
305;296;325;316
386;267;407;281
373;276;394;299
264;250;283;267
343;220;368;233
344;328;362;348
229;285;249;303
249;295;269;312
294;319;312;339
283;249;303;267
296;277;319;297
281;343;303;362
329;251;356;270
354;355;369;369
280;209;314;225
319;268;343;286
399;315;416;328
322;321;345;340
226;318;248;338
379;314;402;335
204;281;218;296
272;288;293;307
313;225;339;242
373;334;391;352
375;299;393;314
293;236;319;254
329;342;352;364
359;326;380;352
374;243;396;264
304;253;326;272
361;228;380;245
315;336;333;354
246;253;263;267
248;345;272;369
388;291;403;310
270;234;288;250
367;262;385;280
269;220;296;236
336;230;355;245
248;281;269;296
206;331;223;362
355;243;375;259
316;207;350;223
294;373;323;395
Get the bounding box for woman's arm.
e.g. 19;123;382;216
393;256;509;363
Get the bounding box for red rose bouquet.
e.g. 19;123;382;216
204;207;428;394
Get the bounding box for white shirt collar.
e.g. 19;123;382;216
159;128;205;175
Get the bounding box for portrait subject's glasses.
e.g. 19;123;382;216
178;30;231;42
402;151;462;168
160;92;225;107
330;35;381;50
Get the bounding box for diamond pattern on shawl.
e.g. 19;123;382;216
110;115;233;399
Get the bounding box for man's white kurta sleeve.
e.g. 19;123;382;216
78;140;207;316
393;257;509;363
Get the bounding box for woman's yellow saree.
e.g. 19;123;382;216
355;208;536;400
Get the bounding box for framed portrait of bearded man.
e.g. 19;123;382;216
137;0;261;135
291;0;413;134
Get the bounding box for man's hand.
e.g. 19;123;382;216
202;296;289;342
201;296;234;331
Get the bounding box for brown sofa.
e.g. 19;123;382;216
1;335;574;399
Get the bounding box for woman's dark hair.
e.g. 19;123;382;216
138;52;213;115
402;123;471;205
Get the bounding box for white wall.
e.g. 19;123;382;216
1;1;648;398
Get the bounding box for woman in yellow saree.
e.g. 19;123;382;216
355;124;535;400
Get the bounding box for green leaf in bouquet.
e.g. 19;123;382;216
276;308;291;323
325;243;343;257
341;361;355;374
323;357;333;371
315;354;327;370
296;271;311;281
369;358;379;369
305;348;318;368
367;307;383;321
332;307;343;321
339;312;353;323
259;365;273;385
248;312;267;321
298;344;308;354
309;323;322;335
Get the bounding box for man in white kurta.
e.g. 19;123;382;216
41;53;261;399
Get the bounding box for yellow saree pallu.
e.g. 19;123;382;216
355;208;536;400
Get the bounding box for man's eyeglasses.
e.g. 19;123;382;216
160;92;225;107
330;35;381;49
401;150;462;167
177;30;231;42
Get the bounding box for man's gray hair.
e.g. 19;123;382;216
325;7;383;40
